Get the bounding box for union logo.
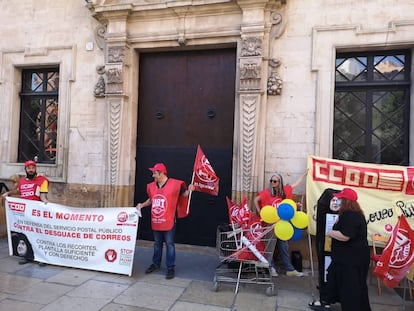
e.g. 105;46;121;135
389;229;414;268
152;194;167;218
196;155;218;183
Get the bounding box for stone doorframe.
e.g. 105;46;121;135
87;0;287;206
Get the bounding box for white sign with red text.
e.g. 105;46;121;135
5;197;138;276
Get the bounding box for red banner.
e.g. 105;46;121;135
226;196;250;227
374;215;414;288
192;145;219;196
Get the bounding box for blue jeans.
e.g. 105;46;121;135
276;239;295;271
152;223;176;270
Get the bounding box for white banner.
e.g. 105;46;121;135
5;197;139;276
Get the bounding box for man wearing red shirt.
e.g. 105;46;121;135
2;160;49;264
136;163;193;280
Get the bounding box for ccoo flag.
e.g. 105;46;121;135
192;145;219;196
374;214;414;288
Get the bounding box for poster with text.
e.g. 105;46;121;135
306;155;414;244
5;197;138;276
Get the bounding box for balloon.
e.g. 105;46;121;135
290;227;303;241
274;220;294;240
277;203;295;221
290;211;309;229
260;205;279;224
280;199;297;211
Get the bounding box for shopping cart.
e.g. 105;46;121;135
213;224;277;296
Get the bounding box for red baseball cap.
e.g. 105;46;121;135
24;160;37;167
333;188;358;201
149;163;167;174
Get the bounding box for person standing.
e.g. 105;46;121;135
309;188;371;311
136;163;193;280
253;171;307;277
2;160;49;265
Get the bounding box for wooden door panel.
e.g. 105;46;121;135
135;48;236;246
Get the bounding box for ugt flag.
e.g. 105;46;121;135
192;145;219;195
374;215;414;288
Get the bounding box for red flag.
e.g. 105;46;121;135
374;215;414;288
226;196;250;227
192;145;219;195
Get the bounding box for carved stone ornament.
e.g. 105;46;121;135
267;58;282;95
93;66;106;97
106;67;123;83
241;37;262;57
267;73;282;95
239;58;261;90
94;25;106;50
108;46;125;63
94;76;106;97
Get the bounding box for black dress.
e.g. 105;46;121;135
326;211;372;311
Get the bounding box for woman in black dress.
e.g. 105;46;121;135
310;187;371;311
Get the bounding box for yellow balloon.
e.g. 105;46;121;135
291;211;309;229
260;205;279;224
280;199;297;211
274;220;294;240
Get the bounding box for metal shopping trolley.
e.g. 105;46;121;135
213;223;277;296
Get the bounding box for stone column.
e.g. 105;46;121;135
234;0;270;205
101;10;135;207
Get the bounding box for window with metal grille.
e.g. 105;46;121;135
18;68;59;164
333;50;410;165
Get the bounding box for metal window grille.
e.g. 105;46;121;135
334;50;410;165
18;68;59;164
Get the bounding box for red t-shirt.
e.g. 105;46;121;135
18;175;49;201
257;185;292;209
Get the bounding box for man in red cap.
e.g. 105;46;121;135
136;163;193;279
2;160;49;265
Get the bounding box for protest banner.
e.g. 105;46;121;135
5;197;138;276
306;155;414;243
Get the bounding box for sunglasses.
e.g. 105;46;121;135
270;179;280;183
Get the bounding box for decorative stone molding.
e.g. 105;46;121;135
241;37;262;57
107;46;125;63
94;65;106;97
109;100;122;185
94;25;106;50
240;94;258;192
267;58;282;95
106;67;122;83
239;58;261;90
269;11;287;41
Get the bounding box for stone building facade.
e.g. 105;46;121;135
1;0;414;244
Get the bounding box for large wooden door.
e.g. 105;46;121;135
135;48;236;246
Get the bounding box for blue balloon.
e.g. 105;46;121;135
277;203;295;220
290;227;303;241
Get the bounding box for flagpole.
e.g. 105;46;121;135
186;170;195;214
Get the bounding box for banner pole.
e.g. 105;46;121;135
186;171;195;214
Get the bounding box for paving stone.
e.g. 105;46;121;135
8;281;73;304
114;281;185;311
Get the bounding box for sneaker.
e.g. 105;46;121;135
286;270;303;277
18;258;31;265
145;264;160;274
270;267;278;277
166;268;175;280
